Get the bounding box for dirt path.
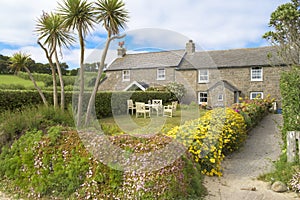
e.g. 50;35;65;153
204;114;299;200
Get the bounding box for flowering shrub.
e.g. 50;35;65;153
166;107;246;176
289;172;300;193
231;94;275;130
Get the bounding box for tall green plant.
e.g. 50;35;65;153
85;0;129;126
36;11;75;110
58;0;96;126
9;52;48;106
280;67;300;143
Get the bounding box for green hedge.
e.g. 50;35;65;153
0;90;172;118
280;67;300;144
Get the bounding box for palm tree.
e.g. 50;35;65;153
9;52;48;106
57;0;96;127
85;0;129;125
36;11;75;110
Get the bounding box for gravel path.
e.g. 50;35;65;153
204;114;299;200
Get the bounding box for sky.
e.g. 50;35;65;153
0;0;290;69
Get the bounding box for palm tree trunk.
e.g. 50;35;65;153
24;66;48;106
37;41;58;108
77;26;85;127
54;51;65;110
85;34;125;125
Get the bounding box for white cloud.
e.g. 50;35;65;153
0;0;291;68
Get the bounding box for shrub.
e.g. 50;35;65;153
166;107;247;176
0;105;74;149
280;67;300;144
289;171;300;192
231;95;275;130
0;127;206;199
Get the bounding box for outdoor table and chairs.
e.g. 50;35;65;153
127;99;177;118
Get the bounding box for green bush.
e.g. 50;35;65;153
0;105;74;149
280;67;300;144
0;126;206;199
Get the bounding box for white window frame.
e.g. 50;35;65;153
198;69;209;83
198;92;208;104
218;94;224;102
251;67;263;81
157;68;166;80
250;92;263;99
122;70;130;81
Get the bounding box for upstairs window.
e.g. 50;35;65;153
250;92;263;99
122;70;130;81
251;67;263;81
198;69;209;83
198;92;208;104
157;68;165;80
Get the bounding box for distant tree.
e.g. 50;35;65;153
85;0;129;125
0;54;10;74
263;0;300;65
58;0;96;127
9;52;48;106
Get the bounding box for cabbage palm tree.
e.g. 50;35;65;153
9;52;48;106
85;0;129;125
58;0;96;127
36;11;75;110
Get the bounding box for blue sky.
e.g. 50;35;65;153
0;0;290;69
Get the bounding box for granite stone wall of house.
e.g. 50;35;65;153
175;66;289;107
99;68;176;91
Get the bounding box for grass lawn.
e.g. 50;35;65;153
0;74;44;88
99;108;206;135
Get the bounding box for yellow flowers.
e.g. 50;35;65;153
165;107;247;177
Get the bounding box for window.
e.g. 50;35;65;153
122;70;130;81
250;92;263;99
251;67;263;81
198;69;209;83
157;68;165;80
218;94;223;101
198;92;208;104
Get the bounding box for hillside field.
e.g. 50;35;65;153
0;75;44;88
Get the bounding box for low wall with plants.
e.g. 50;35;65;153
166;97;274;177
0;90;172;118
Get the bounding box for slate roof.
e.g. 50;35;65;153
106;46;286;71
106;50;185;71
179;46;285;69
208;80;241;92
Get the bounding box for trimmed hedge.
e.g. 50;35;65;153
0;90;172;118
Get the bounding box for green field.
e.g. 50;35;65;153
0;75;44;88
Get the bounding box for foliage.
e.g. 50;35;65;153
166;107;247;177
0;105;74;149
166;82;186;102
280;67;300;144
259;154;299;188
289;171;300;192
231;94;275;130
263;0;300;65
0;124;206;199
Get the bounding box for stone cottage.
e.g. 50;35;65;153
99;40;288;108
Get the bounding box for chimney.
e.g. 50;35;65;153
117;41;126;57
185;40;195;54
